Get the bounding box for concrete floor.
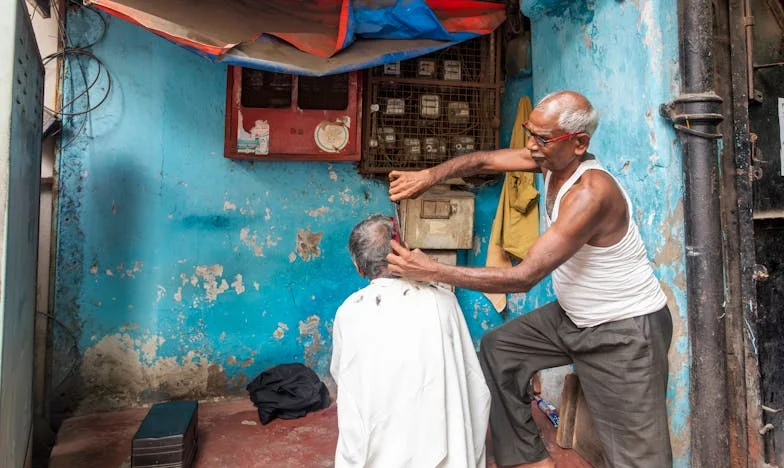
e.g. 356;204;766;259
49;398;591;467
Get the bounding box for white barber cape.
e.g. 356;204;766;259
331;278;490;468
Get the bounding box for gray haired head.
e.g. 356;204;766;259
537;91;600;136
348;214;393;280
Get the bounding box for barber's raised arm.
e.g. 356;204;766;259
389;147;538;202
386;179;604;293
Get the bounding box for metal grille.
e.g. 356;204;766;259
361;33;501;174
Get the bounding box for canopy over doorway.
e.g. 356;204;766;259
85;0;507;75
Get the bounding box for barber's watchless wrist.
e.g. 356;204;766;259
425;168;438;186
429;261;447;283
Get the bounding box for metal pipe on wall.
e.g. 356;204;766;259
678;0;731;465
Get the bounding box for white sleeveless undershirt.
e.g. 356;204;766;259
544;159;667;328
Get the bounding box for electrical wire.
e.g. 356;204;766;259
48;1;112;147
25;0;41;20
43;49;112;117
36;311;80;347
67;2;108;50
36;308;81;395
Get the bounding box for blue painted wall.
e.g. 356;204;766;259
53;10;507;410
521;0;689;464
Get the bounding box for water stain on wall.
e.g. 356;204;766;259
80;333;229;411
298;315;322;368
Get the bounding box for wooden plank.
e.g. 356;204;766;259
556;373;608;467
573;387;607;468
555;373;579;449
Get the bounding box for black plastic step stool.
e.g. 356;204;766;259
132;400;198;468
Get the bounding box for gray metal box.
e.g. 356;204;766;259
400;186;475;250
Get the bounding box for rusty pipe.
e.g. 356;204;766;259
744;0;754;97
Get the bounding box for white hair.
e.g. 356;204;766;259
537;92;600;136
348;215;392;280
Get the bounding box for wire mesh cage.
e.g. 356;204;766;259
360;33;501;174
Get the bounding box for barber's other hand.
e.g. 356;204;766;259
387;239;438;282
388;169;434;202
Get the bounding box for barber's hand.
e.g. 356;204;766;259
388;169;434;202
387;239;438;282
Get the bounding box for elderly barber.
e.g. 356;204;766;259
387;91;673;468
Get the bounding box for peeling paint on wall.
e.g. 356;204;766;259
265;234;280;247
273;322;288;340
240;227;264;257
295;229;323;261
307;206;329;217
231;274;245;294
338;188;355;204
195;264;229;302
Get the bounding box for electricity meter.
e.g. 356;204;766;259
442;60;462;81
451;136;475;156
417;59;436;77
447;102;470;124
420;95;440;119
385;98;405;115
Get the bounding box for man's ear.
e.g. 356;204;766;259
352;260;365;278
573;133;590;155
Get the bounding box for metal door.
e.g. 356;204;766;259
749;0;784;463
0;0;44;465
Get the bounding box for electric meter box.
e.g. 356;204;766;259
420;95;440;118
423;137;445;160
417;59;436;77
383;62;401;76
403;138;421;161
379;127;396;149
385;98;405;115
399;186;475;250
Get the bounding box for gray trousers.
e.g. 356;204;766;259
478;301;673;467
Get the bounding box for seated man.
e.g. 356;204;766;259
331;215;491;468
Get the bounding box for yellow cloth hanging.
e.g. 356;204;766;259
483;96;540;313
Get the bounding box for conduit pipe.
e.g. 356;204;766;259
661;0;731;465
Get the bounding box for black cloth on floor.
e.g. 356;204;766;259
246;363;330;425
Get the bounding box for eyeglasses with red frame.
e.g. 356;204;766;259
521;121;582;147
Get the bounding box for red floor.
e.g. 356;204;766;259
49;398;591;467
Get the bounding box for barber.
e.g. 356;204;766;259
387;91;673;468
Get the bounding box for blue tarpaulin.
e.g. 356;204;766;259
86;0;506;75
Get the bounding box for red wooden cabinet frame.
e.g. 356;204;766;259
224;66;363;161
